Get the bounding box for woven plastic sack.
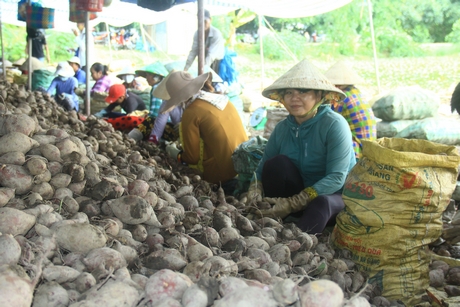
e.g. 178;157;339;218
263;108;289;139
332;138;460;306
128;88;150;107
69;0;98;22
372;86;440;121
18;0;42;22
376;119;416;138
232;136;268;196
26;5;55;29
395;117;460;145
32;69;54;91
232;136;267;175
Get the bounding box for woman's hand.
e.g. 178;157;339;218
252;190;311;219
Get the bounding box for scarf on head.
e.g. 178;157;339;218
185;90;228;110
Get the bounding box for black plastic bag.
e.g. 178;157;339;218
137;0;175;11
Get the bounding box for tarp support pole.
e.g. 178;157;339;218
106;22;112;61
367;0;380;93
1;10;5;79
197;0;204;75
258;14;265;92
27;0;32;89
140;23;146;52
85;12;91;116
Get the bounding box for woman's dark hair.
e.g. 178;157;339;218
91;62;109;76
202;78;215;93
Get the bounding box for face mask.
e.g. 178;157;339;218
123;75;135;83
59;76;69;81
153;75;162;83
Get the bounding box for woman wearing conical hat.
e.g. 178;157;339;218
245;58;356;234
324;60;377;160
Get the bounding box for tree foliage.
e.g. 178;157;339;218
234;0;460;58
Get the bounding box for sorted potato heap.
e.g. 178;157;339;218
0;79;404;306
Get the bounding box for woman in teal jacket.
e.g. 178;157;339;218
246;58;356;234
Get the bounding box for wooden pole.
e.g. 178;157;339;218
367;0;381;93
197;0;204;75
259;14;265;92
27;0;32;89
0;8;5;80
85;12;91;116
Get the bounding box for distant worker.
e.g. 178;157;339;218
68;56;86;84
47;61;80;111
26;28;50;63
184;9;225;76
90;62;112;95
72;23;94;70
324;60;377;160
94;83;146;119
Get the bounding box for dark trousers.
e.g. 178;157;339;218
261;155;345;234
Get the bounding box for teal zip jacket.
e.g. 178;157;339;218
255;105;356;195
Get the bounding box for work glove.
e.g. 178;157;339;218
254;189;311;219
246;181;263;205
166;142;181;159
94;109;108;118
148;134;159;145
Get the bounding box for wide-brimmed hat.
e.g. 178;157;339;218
116;66;136;78
13;58;26;67
324;60;365;85
68;56;81;67
165;60;223;83
1;60;13;69
55;61;75;78
154;70;211;114
20;57;44;72
262;58;345;102
116;66;136;83
135;61;169;78
105;84;126;103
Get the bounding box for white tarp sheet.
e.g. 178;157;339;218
1;0;352;31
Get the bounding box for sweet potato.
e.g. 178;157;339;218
0;151;25;165
0;234;21;266
0;187;15;207
181;284;208;307
144;248;187;271
299;279;344;307
83;247;127;272
214;286;278;307
145;269;192;304
0;207;36;236
0;265;35;307
107;195;154;225
31;182;54;199
53;223;107;254
186;236;213;262
32;281;69;307
0;132;39;155
128;179;150;197
0;113;37;136
50;173;72;189
68;280;139;307
39;144;63;162
43;265;81;283
0;164;33;194
26;156;47;175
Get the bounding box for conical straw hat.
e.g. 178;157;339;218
324;60;365;85
262;58;345;102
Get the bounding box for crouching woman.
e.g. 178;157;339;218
245;58;356;234
155;71;248;194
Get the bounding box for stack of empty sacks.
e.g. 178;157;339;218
373;85;460;145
